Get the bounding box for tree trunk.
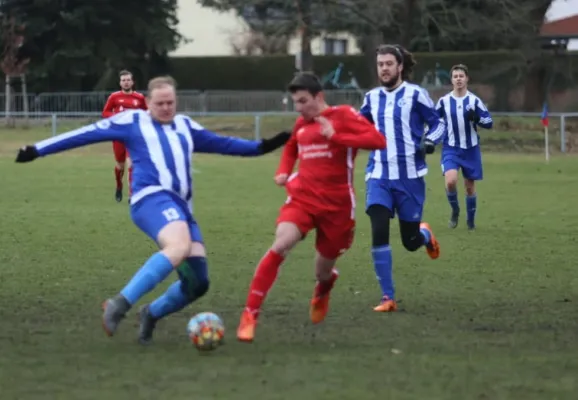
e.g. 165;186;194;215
296;0;313;72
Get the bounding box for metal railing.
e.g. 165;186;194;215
1;111;576;153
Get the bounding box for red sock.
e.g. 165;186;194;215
128;167;133;196
245;249;284;317
114;166;124;190
315;269;339;297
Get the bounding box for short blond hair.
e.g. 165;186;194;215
147;75;177;94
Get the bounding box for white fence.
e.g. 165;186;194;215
1;111;577;153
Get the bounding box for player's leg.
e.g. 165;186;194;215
126;154;133;202
102;194;192;337
461;146;483;230
441;147;461;228
309;212;354;323
139;220;208;344
396;178;440;260
237;202;313;342
365;178;397;311
112;141;127;202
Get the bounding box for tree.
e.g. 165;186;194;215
0;0;186;91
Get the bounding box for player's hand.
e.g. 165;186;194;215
467;109;480;124
15;145;40;163
315;116;335;138
420;137;435;155
259;131;291;154
274;173;288;186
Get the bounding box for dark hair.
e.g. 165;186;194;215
119;69;132;78
450;64;469;76
376;44;417;81
287;72;323;96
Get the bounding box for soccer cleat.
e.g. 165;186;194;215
237;309;257;343
310;293;331;324
448;210;459;229
309;272;338;324
467;220;476;231
373;296;398;312
137;305;158;345
420;222;440;259
101;296;129;337
115;188;123;203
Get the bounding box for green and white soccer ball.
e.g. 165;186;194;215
187;312;225;351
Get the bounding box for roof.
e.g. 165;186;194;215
541;14;578;38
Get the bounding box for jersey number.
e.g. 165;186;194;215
162;208;180;221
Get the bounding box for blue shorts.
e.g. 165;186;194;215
365;178;425;222
441;145;483;180
130;191;203;244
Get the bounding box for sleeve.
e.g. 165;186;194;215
186;118;262;156
275;123;299;176
436;97;446;120
329;107;386;150
474;98;493;129
415;89;446;145
34;111;134;157
139;94;148;111
102;93;116;118
359;92;374;123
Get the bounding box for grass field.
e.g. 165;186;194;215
1;123;577;399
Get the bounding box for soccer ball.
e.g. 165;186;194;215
186;312;225;351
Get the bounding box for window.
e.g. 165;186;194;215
323;38;348;55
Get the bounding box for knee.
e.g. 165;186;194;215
164;241;192;266
401;229;422;252
445;173;458;190
464;180;476;196
179;257;210;300
271;222;302;255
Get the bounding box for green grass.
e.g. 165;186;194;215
0;126;577;399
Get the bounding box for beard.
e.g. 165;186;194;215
380;72;401;89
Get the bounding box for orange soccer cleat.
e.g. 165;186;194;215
310;292;331;324
420;222;440;259
373;296;398;312
309;270;338;324
237;309;257;343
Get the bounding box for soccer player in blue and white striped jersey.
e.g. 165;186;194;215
360;45;445;312
15;76;290;344
436;64;493;230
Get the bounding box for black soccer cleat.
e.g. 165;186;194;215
138;305;158;345
467;219;476;231
448;210;459;229
115;188;123;203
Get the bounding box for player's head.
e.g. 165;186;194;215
375;44;416;89
287;72;325;120
450;64;469;91
147;75;177;124
119;70;134;93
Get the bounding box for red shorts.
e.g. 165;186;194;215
113;141;128;163
277;199;355;259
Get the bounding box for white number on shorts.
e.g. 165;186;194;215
162;207;180;221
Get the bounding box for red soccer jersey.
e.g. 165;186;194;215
276;105;386;212
102;91;147;118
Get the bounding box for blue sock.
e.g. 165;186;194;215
420;227;431;246
120;252;174;305
466;194;477;222
372;245;394;299
446;190;459;213
149;280;189;319
149;256;209;319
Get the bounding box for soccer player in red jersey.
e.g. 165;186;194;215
102;70;147;202
237;72;387;342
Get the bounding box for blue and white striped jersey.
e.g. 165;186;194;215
34;109;262;206
360;82;446;180
436;91;493;149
